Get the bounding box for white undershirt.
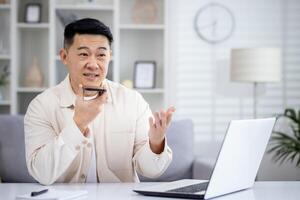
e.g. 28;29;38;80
86;136;97;183
84;94;98;183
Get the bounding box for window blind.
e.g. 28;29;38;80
173;0;300;157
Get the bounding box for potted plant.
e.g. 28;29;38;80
268;108;300;167
0;65;9;100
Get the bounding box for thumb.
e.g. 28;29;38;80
166;106;175;125
77;84;84;100
166;106;176;114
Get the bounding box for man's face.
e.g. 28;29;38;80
60;34;111;94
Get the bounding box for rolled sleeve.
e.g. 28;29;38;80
133;138;172;178
60;119;92;152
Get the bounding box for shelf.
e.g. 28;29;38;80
0;100;10;106
56;4;113;11
0;4;10;10
120;24;165;30
17;87;47;93
136;88;164;94
0;54;10;60
17;23;49;29
4;0;166;114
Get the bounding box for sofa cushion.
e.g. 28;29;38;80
0;115;36;183
139;119;194;181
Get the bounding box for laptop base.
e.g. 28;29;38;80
133;190;205;199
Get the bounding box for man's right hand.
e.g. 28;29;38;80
73;84;108;135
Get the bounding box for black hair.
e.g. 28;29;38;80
64;18;113;49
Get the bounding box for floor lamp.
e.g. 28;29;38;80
230;48;281;118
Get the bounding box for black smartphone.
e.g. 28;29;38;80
83;86;107;97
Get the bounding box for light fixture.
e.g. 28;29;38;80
230;48;281;118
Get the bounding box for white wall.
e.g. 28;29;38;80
168;0;300;180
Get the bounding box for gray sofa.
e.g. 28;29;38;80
0;115;213;183
0;115;36;183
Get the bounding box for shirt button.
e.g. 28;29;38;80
75;145;80;151
81;174;86;180
87;143;92;148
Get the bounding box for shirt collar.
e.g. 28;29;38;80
59;75;113;108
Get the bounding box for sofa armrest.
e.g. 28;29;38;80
192;157;215;180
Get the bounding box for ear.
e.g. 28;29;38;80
59;48;68;65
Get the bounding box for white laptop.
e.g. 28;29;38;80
133;118;276;199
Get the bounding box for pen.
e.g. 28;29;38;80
31;189;48;197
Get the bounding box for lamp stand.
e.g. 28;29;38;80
253;82;258;119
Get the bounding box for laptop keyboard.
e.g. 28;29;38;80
167;182;209;194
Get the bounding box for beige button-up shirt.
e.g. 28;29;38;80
24;76;172;185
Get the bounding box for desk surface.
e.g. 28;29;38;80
0;181;299;200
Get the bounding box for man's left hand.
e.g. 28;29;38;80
148;106;176;154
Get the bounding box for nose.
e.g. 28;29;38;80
86;55;99;70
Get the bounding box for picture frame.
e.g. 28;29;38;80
25;3;41;23
134;61;156;89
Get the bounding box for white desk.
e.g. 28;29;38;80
0;182;299;200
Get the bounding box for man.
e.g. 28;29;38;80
24;18;174;185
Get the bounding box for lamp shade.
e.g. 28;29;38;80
230;48;281;82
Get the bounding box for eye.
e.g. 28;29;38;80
98;54;106;57
79;53;88;57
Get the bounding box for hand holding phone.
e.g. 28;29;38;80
73;85;108;135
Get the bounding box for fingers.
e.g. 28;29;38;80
154;112;160;129
166;106;175;125
166;114;173;126
151;106;176;130
160;110;167;128
77;84;84;101
151;110;168;130
149;117;155;129
94;91;108;104
166;106;176;114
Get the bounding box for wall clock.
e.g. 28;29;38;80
194;3;235;44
